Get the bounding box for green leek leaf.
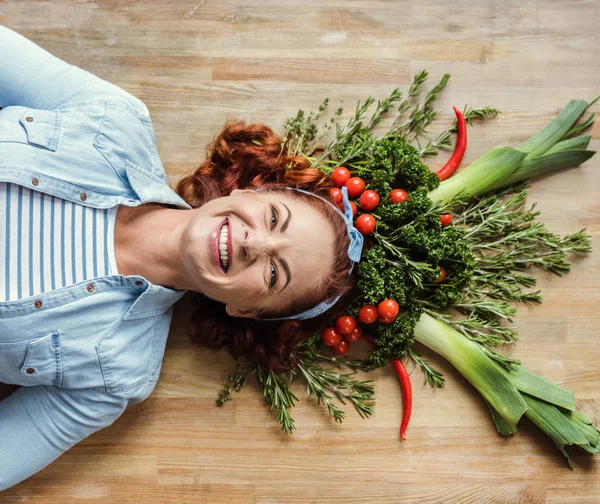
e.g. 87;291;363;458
522;394;589;447
485;400;518;436
517;99;588;159
500;364;576;411
545;135;591;154
486;149;595;193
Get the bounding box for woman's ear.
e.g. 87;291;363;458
225;303;260;319
230;188;256;197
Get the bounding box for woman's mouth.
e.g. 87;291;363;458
211;217;233;274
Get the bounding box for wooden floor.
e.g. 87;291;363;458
1;1;599;502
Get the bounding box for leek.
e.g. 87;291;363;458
427;147;527;205
428;98;597;203
413;313;526;427
414;312;600;466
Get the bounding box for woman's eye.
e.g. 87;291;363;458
270;262;278;288
270;205;278;229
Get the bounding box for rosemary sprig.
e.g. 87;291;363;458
256;363;300;434
408;348;445;387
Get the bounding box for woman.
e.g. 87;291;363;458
0;25;361;490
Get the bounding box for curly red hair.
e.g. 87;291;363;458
175;120;354;373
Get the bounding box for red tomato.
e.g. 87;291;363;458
332;340;350;355
440;214;453;227
434;266;447;284
378;299;399;319
321;327;342;347
329;187;343;204
345;177;366;198
359;190;380;211
377;314;395;324
355;214;376;235
331;167;351;187
344;326;363;343
339;200;358;215
358;305;378;324
390;189;408;204
336;315;357;335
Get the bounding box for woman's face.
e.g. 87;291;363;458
183;188;336;318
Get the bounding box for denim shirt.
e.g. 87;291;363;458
0;25;194;490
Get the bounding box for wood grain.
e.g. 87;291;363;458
1;0;599;502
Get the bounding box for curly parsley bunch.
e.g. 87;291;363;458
341;136;475;367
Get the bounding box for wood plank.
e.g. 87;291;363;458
0;0;599;501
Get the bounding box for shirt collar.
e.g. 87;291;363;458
124;279;189;319
125;159;193;210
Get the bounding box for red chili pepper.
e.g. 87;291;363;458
436;106;467;181
391;359;412;441
362;333;413;441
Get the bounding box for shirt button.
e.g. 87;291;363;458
31;177;39;186
87;284;94;292
34;300;42;308
135;281;144;286
25;116;33;122
26;368;36;374
80;193;87;201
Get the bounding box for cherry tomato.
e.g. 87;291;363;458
332;340;350;355
329;187;343;204
359;190;380;211
321;327;342;347
378;299;399;319
390;189;408;204
433;266;447;284
344;326;363;343
345;177;366;198
336;315;357;335
355;214;376;235
339;200;358;215
331;167;351;187
440;214;453;227
377;314;395;324
358;305;378;324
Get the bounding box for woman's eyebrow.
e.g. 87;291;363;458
280;258;291;290
280;203;292;233
279;202;292;289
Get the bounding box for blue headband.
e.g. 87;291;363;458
254;185;364;321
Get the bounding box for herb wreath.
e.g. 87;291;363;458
216;70;599;467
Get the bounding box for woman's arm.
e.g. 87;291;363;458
0;384;128;491
0;25;148;114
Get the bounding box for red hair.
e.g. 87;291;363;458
175;120;354;373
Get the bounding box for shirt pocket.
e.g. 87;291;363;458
0;330;63;386
0;106;62;151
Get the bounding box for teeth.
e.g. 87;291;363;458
218;222;230;270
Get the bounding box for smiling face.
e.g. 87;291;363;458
182;187;337;318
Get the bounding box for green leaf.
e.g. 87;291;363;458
522;394;589;447
500;364;576;411
517;99;588;159
485;400;518;436
562;113;595;140
486;149;596;193
545;135;591;154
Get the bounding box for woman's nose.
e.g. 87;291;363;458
243;229;286;261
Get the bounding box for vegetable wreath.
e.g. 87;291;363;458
216;71;599;467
